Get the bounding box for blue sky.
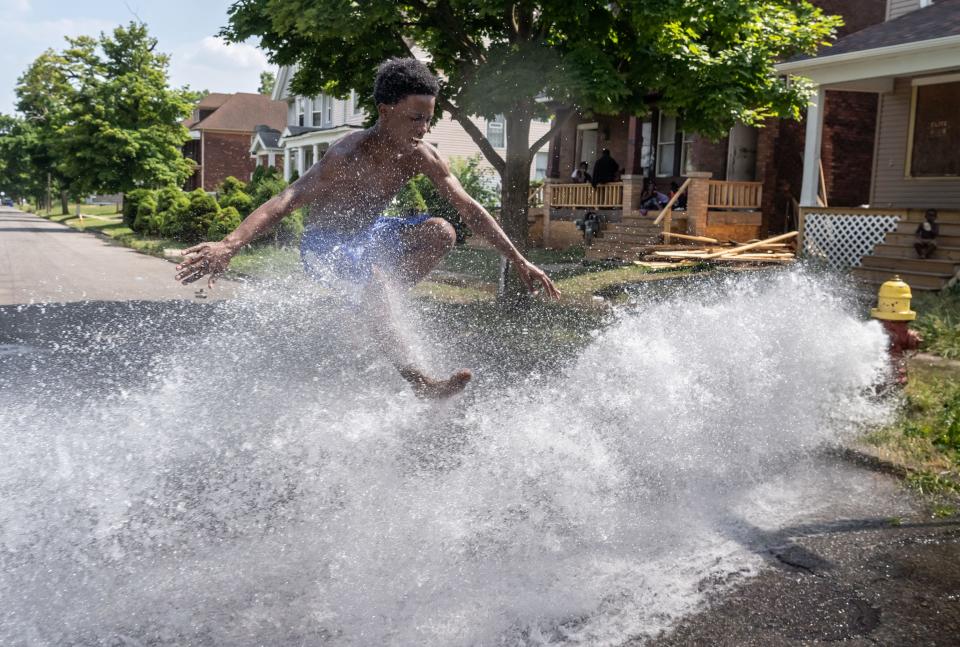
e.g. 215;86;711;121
1;0;274;113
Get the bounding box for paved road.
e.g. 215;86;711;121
0;207;239;305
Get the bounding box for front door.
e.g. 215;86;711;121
580;129;598;168
727;124;758;181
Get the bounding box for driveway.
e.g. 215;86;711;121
0;207;239;305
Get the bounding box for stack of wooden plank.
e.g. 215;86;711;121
635;231;798;267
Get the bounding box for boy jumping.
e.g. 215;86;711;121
175;58;560;398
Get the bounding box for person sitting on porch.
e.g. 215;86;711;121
914;209;939;259
570;161;592;184
669;181;687;211
639;178;669;215
591;149;619;187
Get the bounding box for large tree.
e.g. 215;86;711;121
14;49;75;211
0;115;42;203
224;0;838;250
54;23;195;196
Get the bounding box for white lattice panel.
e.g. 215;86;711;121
802;212;900;270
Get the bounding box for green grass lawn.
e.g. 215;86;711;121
913;287;960;359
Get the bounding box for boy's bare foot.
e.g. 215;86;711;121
398;367;473;399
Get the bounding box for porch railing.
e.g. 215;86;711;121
528;184;545;207
548;182;623;209
708;180;762;209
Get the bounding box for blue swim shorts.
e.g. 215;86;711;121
300;213;433;283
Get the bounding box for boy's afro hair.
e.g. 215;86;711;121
373;58;439;105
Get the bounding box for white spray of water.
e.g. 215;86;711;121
0;268;891;645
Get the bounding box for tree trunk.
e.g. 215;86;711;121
60;189;69;216
497;110;533;301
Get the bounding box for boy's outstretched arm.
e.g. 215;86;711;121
420;149;561;300
175;157;334;286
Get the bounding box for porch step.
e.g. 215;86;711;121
871;242;960;262
899;211;960;225
885;232;960;248
859;255;958;275
850;266;953;291
894;221;960;237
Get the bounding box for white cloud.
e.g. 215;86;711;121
169;36;272;94
0;0;31;15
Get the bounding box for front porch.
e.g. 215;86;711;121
777;1;960;290
529;175;764;260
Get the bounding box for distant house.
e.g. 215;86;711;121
270;65;550;184
249;124;284;173
182;93;287;191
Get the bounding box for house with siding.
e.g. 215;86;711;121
270;65;551;187
183;93;287;191
779;0;960;289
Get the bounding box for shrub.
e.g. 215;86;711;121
133;192;158;234
218;176;255;216
122;189;154;228
408;155;499;243
389;179;428;216
275;208;305;246
249;166;287;210
207;206;242;241
169;189;221;243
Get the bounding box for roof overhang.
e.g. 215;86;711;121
249;133;282;156
777;34;960;86
280;125;361;147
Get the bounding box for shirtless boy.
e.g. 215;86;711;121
175;58;560;398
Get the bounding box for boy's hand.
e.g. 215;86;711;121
175;241;235;287
515;258;561;300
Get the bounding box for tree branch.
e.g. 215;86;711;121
529;107;576;156
438;95;506;174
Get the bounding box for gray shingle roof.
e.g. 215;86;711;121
795;0;960;62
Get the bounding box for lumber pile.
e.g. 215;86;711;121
644;231;798;265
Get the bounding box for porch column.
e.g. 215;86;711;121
297;147;305;176
268;151;276;167
312;144;320;168
685;172;713;236
283;148;292;181
800;85;826;207
621;175;645;214
625;116;644;176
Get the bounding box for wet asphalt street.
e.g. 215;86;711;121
2;205;959;645
0;206;238;304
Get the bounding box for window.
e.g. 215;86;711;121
908;79;960;177
351;90;363;115
656;114;694;176
311;96;322;126
487;115;505;148
656;115;676;176
296;99;304;127
324;95;334;124
534;151;548;180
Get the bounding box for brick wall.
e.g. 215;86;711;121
822;91;879;208
690;137;728;178
202;131;257;191
814;0;886;36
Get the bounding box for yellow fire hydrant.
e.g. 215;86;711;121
870;275;920;388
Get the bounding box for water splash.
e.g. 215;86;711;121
0;268;891;645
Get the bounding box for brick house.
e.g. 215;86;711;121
535;1;890;253
182;93;287;191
